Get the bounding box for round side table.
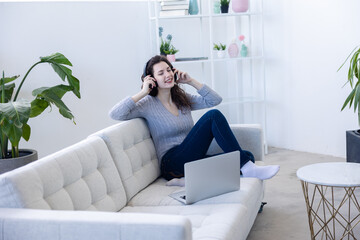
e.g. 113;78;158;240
297;162;360;240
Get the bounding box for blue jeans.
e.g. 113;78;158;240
161;109;254;180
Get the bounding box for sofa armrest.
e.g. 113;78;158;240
0;208;192;240
206;124;264;161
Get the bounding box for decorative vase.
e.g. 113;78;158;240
232;0;249;12
189;0;199;15
228;41;239;58
167;54;176;62
240;44;248;57
221;5;229;13
0;149;38;174
216;50;226;58
213;0;220;14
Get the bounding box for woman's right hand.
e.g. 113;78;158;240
142;75;157;94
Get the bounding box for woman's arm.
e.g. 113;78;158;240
109;76;156;120
174;69;203;90
174;69;222;110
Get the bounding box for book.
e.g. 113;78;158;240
161;4;189;11
161;0;189;6
159;9;189;17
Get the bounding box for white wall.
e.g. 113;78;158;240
0;0;358;158
0;1;152;157
264;0;360;157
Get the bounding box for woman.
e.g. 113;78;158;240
109;55;279;185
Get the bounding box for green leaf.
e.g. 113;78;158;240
2;118;23;149
30;98;49;118
51;63;72;82
0;75;20;84
67;75;81;98
338;46;359;72
50;63;81;98
31;85;74;121
354;84;360;112
341;87;356;111
40;53;73;66
33;84;73;99
0;83;15;103
22;123;31;141
0;100;31;128
0;100;31;149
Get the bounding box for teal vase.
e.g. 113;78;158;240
189;0;199;15
240;44;248;57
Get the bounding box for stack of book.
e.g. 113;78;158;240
159;0;189;17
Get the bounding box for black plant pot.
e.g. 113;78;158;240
0;149;38;174
346;130;360;163
221;5;229;13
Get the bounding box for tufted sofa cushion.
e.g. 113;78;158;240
91;118;159;201
0;137;127;212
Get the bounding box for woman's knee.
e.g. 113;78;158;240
205;109;223;118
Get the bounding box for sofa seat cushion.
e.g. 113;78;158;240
0;137;127;212
127;178;264;208
120;204;249;240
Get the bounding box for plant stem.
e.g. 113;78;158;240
13;61;42;101
11;145;19;158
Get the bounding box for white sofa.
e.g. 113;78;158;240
0;118;265;240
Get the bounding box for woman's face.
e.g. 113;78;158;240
152;61;175;89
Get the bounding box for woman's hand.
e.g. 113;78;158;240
131;76;157;103
173;68;193;84
142;75;157;94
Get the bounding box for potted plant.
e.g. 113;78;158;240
0;52;80;173
213;43;227;58
338;46;360;163
159;27;179;62
165;45;179;62
220;0;230;13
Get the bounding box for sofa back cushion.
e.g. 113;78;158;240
0;137;127;212
91;118;160;201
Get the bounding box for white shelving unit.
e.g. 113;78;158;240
147;0;267;150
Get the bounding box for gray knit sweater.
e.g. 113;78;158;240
109;84;222;162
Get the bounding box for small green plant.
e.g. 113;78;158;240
0;53;80;158
213;43;226;51
338;46;360;125
159;27;179;55
220;0;230;7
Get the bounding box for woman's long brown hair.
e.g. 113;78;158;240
142;55;191;110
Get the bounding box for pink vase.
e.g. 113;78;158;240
232;0;249;13
228;43;239;58
167;54;176;62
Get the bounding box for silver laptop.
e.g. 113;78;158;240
169;151;240;204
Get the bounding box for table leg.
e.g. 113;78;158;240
300;180;360;240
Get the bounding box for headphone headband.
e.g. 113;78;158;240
143;60;150;78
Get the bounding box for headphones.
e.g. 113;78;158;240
143;60;150;79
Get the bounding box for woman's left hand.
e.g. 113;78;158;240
173;68;193;84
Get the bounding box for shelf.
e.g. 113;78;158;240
171;55;264;64
148;0;266;134
149;11;262;20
